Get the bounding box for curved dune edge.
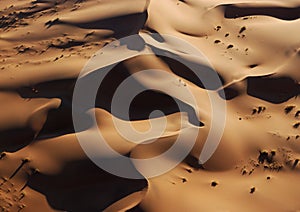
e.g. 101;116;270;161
103;190;147;212
0;0;299;211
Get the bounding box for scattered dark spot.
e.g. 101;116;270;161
211;181;218;187
293;122;300;129
287;136;290;141
252;108;257;115
267;176;271;180
15;45;33;54
270;150;276;156
296;135;299;139
186;169;192;173
225;33;229;37
45;18;60;28
184;155;204;170
293;159;299;169
267;152;275;163
215;26;221;31
239;118;242;120
249;64;258;69
253;163;260;168
48;40;86;49
214;40;221;44
239;26;246;34
257;106;265;114
258;151;268;163
243;17;249;20
19;192;25;200
295;111;300;117
84;31;95;38
17;205;24;210
285;105;295;114
276;164;283;171
22;158;30;163
242;169;247;175
31;168;40;175
250;187;255;194
249;169;254;175
227;44;234;49
0;152;6;159
245;48;249;52
182;178;187;183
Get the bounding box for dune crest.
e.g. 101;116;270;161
0;0;299;211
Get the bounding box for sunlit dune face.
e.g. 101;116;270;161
0;0;299;211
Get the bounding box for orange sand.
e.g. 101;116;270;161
0;0;300;211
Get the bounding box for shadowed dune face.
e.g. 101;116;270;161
0;0;300;211
224;5;300;20
247;76;300;103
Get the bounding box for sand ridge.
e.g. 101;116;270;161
0;0;300;211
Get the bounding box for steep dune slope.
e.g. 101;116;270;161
0;0;299;211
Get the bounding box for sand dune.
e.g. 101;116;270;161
0;0;299;211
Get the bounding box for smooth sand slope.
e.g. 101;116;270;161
0;0;300;211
